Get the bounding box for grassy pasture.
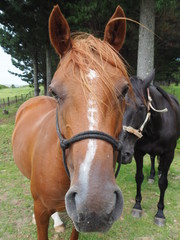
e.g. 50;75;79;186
0;86;33;99
0;85;180;239
162;84;180;102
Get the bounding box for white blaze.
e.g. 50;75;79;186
88;69;97;81
79;69;98;195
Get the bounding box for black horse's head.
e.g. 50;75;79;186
120;70;155;164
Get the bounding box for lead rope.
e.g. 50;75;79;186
147;88;168;113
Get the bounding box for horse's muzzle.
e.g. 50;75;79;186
65;185;123;232
121;151;133;164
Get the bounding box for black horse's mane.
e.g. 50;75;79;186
155;85;172;102
155;85;179;108
169;94;180;106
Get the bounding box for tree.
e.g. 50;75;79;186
155;0;180;83
0;0;179;90
137;0;155;79
0;0;40;95
0;0;60;95
136;0;179;82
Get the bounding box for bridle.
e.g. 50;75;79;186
123;88;168;139
56;108;122;179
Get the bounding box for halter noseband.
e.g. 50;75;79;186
123;88;168;139
56;108;122;178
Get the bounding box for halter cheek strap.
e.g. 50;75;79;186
123;88;168;139
123;126;143;138
56;108;122;178
147;88;168;113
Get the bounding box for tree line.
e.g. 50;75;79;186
0;0;179;96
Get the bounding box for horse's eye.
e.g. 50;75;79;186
49;87;59;99
50;89;66;104
118;85;129;100
122;85;129;97
139;104;145;111
51;90;59;100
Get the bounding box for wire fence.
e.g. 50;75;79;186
0;90;34;108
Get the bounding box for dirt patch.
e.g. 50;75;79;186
0;119;8;125
0;192;8;201
134;238;154;240
16;217;29;229
172;175;180;180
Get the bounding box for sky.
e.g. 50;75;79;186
0;47;28;87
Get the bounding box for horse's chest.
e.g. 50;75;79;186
136;137;162;155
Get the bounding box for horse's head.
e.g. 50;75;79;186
120;71;155;164
49;5;130;232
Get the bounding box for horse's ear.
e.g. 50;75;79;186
49;5;71;56
104;5;126;52
142;69;155;91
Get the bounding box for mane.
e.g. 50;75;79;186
58;33;130;113
155;85;177;108
169;94;180;106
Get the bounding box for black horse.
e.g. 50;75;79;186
120;70;180;226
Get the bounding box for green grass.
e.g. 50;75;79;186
0;86;44;106
0;86;33;99
162;84;180;102
0;86;180;239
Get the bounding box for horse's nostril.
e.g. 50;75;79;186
65;187;78;221
67;190;77;201
125;152;131;157
121;151;133;164
72;191;77;199
112;188;124;221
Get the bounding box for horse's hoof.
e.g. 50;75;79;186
54;224;65;233
148;178;154;184
132;208;143;218
154;217;165;227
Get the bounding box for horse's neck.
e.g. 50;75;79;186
143;87;163;137
143;112;161;139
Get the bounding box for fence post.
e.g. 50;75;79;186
0;90;35;107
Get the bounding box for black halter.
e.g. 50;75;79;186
56;108;122;178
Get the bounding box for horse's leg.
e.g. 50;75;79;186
132;151;144;218
157;156;162;178
32;211;65;233
51;212;65;233
70;227;79;240
148;155;156;183
154;151;174;227
34;199;51;240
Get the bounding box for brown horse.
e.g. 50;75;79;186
12;5;130;240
